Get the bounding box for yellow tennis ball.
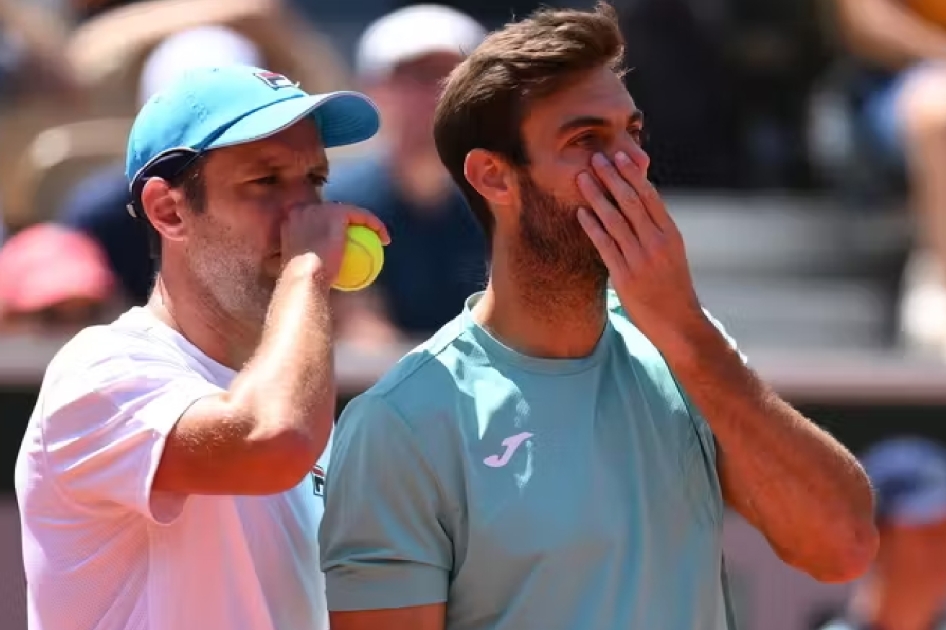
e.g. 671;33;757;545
332;225;384;292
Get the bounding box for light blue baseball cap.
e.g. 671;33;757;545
125;65;380;215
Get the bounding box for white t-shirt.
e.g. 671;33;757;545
14;307;331;630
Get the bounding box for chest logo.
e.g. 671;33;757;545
311;464;325;496
484;432;533;468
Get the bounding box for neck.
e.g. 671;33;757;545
850;573;943;630
145;268;261;370
473;246;608;359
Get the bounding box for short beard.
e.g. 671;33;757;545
513;171;609;317
186;229;275;330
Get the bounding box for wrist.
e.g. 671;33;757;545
283;253;333;291
650;309;726;368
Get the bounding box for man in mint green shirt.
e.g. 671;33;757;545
319;4;878;630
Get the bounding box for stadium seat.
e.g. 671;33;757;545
5;118;130;228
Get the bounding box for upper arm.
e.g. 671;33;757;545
329;604;446;630
42;350;315;522
41;354;221;523
153;388;317;496
319;394;453;612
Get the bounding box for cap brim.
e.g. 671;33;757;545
207;91;380;151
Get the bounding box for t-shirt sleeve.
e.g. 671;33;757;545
605;288;747;363
319;392;452;611
606;289;737;481
40;352;222;524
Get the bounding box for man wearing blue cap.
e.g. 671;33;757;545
818;436;946;630
15;65;387;630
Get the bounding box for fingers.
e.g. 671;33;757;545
333;203;391;245
587;151;661;241
577;207;629;275
576;171;639;263
577;151;689;278
610;150;672;233
343;207;391;245
590;152;640;213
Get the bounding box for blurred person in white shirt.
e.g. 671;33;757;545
14;63;386;630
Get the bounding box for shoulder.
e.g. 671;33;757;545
606;288;743;358
353;315;470;405
39;310;213;419
31;313;221;471
48;312;193;380
340;313;478;433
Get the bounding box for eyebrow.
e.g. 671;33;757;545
242;157;329;176
556;110;644;137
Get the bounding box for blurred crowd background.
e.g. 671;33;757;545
3;0;946;628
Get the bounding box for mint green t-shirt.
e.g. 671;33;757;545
320;291;737;630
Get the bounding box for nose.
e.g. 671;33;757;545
282;179;322;213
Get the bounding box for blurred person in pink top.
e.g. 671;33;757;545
0;223;119;331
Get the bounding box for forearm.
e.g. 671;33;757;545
232;253;336;454
838;0;946;68
657;315;877;582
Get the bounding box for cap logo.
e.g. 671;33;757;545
254;71;296;90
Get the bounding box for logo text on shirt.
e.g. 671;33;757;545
311;465;325;496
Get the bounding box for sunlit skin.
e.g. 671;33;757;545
466;64;647;359
140;119;387;368
201;125;330;280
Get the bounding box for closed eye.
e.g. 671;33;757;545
252;175;279;186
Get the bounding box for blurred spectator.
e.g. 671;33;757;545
0;0;76;104
57;24;265;304
68;0;152;22
65;0;350;120
0;0;79;228
817;436;946;630
0;223;120;332
834;0;946;358
326;4;488;345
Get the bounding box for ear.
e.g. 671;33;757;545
464;148;516;209
140;178;187;244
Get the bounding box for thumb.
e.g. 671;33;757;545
329;212;349;244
